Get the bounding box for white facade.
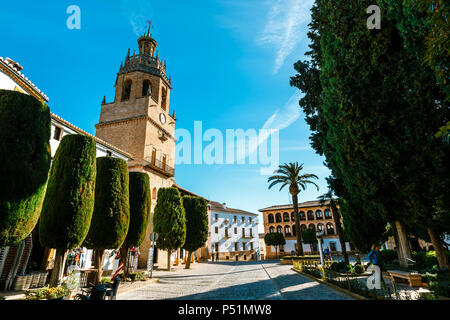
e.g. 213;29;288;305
209;204;260;261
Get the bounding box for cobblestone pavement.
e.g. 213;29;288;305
117;260;354;300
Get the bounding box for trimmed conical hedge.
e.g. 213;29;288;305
182;196;208;252
0;90;51;246
39;134;97;249
124;172;151;248
83;157;130;249
154;187;186;251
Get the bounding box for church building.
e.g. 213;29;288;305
95;24;180;269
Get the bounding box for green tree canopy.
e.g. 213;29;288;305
83;157;130;250
39;134;97;249
264;232;286;258
153;187;186;270
39;134;97;286
290;0;449;267
182;196;208;269
302;227;317;246
0;90;51;246
123;172;151;248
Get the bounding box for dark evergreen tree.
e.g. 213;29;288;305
153;187;186;271
182;196;208;269
39;134;97;286
302;227;317;252
291;0;449;267
121;172;151;277
84;157;130;283
0;90;51;246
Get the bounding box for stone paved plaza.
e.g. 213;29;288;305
117;260;354;300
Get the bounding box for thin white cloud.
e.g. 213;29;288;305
236;91;302;161
258;0;314;73
121;0;154;36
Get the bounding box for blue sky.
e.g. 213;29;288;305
1;0;330;232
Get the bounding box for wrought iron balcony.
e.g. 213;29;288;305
143;156;174;177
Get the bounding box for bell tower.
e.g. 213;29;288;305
95;22;177;268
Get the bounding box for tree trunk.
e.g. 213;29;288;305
391;221;401;260
330;199;349;265
275;246;278;259
49;249;67;287
41;248;52;271
427;227;449;269
394;220;412;268
120;246;128;279
94;249;105;284
167;249;171;271
292;193;304;256
185;251;193;269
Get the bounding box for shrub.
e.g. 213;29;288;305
380;249;398;264
350;264;365;275
329;261;347;273
128;271;146;282
0;90;51;246
25;285;71;300
101;277;111;284
413;251;442;272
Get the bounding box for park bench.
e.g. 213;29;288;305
387;270;422;287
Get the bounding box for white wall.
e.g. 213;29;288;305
50;121;130;160
0;72;27;93
210;210;259;257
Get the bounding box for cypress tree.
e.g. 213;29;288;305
83;157;130;283
153;187;186;271
0;90;51;246
39;134;97;286
121;171;151;277
264;233;286;259
291;0;449;268
182;196;208;269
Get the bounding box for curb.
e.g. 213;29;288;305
291;267;368;300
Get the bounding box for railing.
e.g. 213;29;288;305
122;53;170;83
292;261;417;300
143;157;174;177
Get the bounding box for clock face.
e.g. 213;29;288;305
159;113;166;124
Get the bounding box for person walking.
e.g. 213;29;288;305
324;247;330;260
368;244;384;284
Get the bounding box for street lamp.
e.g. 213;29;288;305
316;229;325;266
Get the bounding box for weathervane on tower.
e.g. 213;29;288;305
146;19;153;37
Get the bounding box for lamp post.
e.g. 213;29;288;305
316;230;325;266
147;232;158;278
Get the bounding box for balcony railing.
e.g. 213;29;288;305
143;156;174;177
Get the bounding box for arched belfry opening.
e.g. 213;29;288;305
142;80;152;97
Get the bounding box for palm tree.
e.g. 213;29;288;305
318;180;349;266
268;162;319;256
